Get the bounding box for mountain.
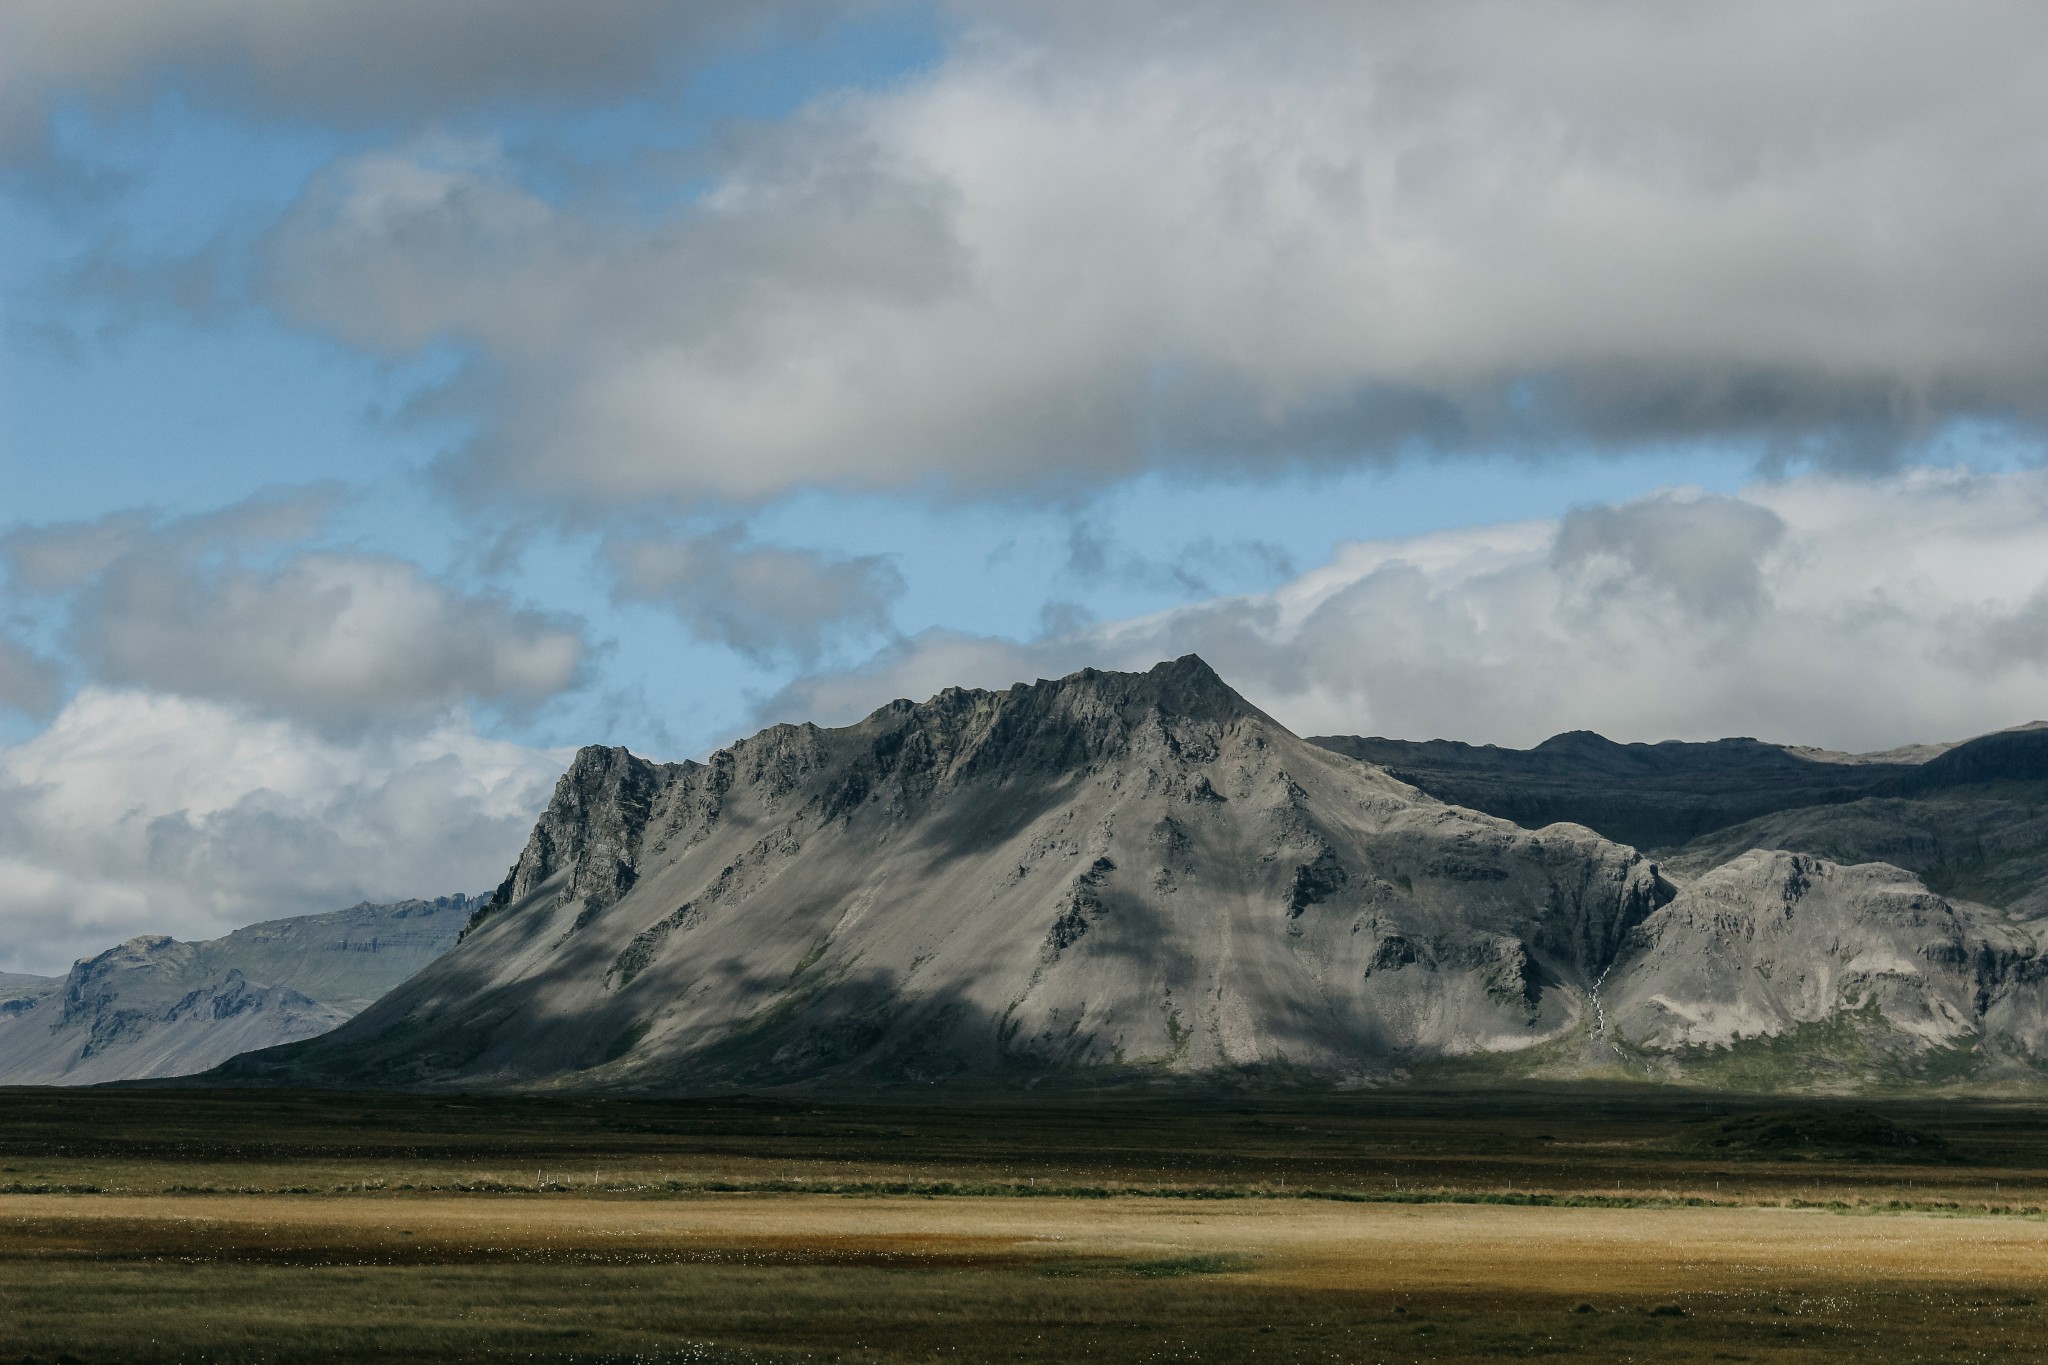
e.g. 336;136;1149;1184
220;657;1673;1091
1307;722;2048;925
207;661;2048;1094
1303;731;1928;851
0;895;479;1085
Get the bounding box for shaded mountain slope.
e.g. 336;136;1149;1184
0;896;478;1084
1304;731;1920;851
1664;785;2048;918
223;658;1673;1091
1901;724;2048;793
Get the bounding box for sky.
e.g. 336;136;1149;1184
3;0;2047;972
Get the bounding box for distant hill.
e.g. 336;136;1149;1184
1308;722;2048;925
1304;731;1926;850
0;895;479;1085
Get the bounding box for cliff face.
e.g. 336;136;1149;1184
0;895;480;1085
232;657;1678;1091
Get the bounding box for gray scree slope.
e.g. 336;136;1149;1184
0;896;477;1085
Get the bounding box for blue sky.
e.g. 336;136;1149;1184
3;1;2046;968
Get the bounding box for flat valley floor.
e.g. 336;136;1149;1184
8;1087;2048;1362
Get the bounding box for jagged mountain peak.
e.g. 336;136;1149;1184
852;654;1259;749
850;654;1267;777
478;657;1283;932
204;669;2048;1096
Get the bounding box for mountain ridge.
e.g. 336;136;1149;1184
180;661;2048;1096
0;895;482;1085
220;657;1674;1091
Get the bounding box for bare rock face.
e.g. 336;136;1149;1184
232;657;1676;1091
0;895;480;1085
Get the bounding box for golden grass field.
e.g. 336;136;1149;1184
7;1087;2048;1362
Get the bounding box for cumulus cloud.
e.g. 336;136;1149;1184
255;1;2048;504
75;553;583;729
2;489;329;591
0;0;844;160
759;469;2048;754
604;526;902;665
2;494;584;730
0;688;566;974
1551;494;1786;622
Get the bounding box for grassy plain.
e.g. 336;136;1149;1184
7;1086;2048;1362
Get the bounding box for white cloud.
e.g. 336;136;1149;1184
259;2;2048;504
761;468;2048;754
3;496;585;730
0;688;566;974
76;552;583;730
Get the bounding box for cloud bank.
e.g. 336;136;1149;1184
0;0;841;158
764;468;2048;754
0;688;565;974
254;1;2048;504
3;498;585;731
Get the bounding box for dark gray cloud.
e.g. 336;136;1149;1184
238;1;2048;504
3;492;584;731
0;636;60;718
604;526;902;665
0;1;855;161
1061;519;1296;599
1;488;336;592
1552;493;1786;621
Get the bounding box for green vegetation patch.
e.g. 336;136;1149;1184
1685;1106;1960;1163
1042;1252;1254;1278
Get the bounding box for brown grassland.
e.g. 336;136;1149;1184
6;1085;2048;1362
